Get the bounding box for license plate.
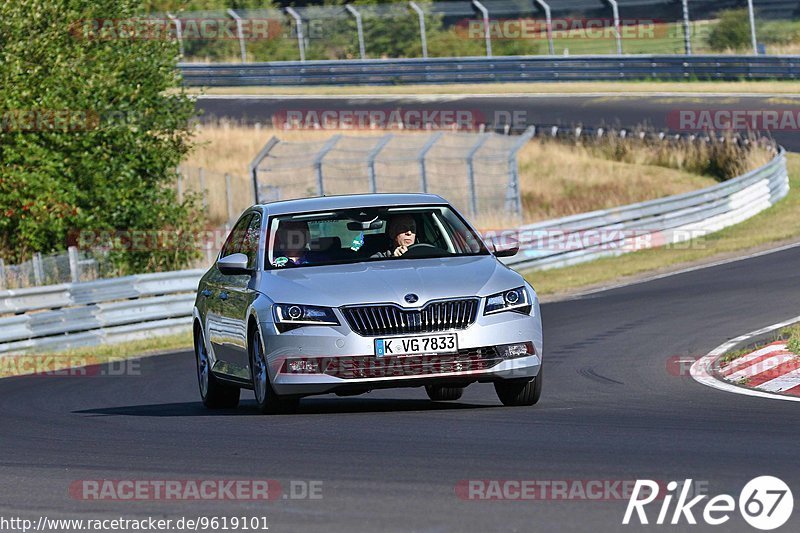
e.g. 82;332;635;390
375;333;458;357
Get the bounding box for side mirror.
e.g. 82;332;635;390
217;253;252;275
494;244;520;258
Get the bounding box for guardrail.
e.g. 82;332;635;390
0;145;789;355
0;270;204;354
502;148;789;271
179;55;800;86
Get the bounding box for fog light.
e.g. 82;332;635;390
497;342;534;359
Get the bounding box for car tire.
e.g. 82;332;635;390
425;384;464;401
195;326;240;409
494;368;542;407
249;327;299;415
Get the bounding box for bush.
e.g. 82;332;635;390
577;132;770;182
707;9;752;52
758;20;800;46
0;0;202;274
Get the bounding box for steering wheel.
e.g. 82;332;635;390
402;243;442;258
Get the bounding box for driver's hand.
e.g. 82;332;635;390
393;245;408;257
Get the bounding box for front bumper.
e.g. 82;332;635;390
262;309;542;396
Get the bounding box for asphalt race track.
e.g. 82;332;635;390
195;94;800;152
2;245;800;532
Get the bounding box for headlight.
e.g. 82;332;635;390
274;304;340;329
484;287;531;315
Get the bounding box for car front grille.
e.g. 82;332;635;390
341;298;479;336
322;346;502;380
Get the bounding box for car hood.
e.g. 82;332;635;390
260;255;523;307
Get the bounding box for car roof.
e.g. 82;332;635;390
257;193;450;216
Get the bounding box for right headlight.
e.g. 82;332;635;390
274;304;340;332
484;287;532;316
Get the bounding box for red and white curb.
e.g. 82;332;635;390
691;315;800;403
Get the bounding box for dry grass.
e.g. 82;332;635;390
182;125;726;227
525;153;800;296
515;141;716;223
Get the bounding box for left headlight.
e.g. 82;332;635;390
274;304;340;329
484;287;532;316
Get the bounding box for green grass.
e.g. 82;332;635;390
717;324;800;369
719;347;757;366
524;154;800;296
784;324;800;355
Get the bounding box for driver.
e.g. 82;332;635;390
372;214;417;258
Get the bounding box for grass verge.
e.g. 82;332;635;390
785;325;800;355
0;331;192;379
524;153;800;296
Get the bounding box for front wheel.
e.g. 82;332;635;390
494;369;542;407
195;326;240;409
250;328;299;415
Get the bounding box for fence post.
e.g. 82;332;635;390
534;1;555;55
314;135;342;196
409;2;428;59
248;136;281;204
417;132;443;193
466;134;491;218
608;0;622;55
0;258;5;290
286;7;306;62
366;134;393;193
205;240;214;265
32;252;43;286
225;173;234;223
198;167;208;209
345;4;366;59
747;0;758;55
472;0;492;57
507;126;536;218
167;13;184;57
68;246;80;283
227;9;247;63
681;0;692;55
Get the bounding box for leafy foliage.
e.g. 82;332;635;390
0;0;202;273
707;9;752;52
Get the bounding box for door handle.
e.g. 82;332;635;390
219;291;229;301
201;289;212;298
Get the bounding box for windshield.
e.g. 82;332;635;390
265;205;489;269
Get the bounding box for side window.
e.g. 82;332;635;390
220;214;252;258
242;213;262;269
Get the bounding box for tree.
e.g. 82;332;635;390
0;0;202;274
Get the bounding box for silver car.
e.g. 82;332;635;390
193;194;542;413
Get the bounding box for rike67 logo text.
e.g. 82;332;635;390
623;477;793;530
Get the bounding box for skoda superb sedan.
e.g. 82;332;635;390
193;194;543;413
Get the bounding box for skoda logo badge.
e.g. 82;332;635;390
404;293;419;304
